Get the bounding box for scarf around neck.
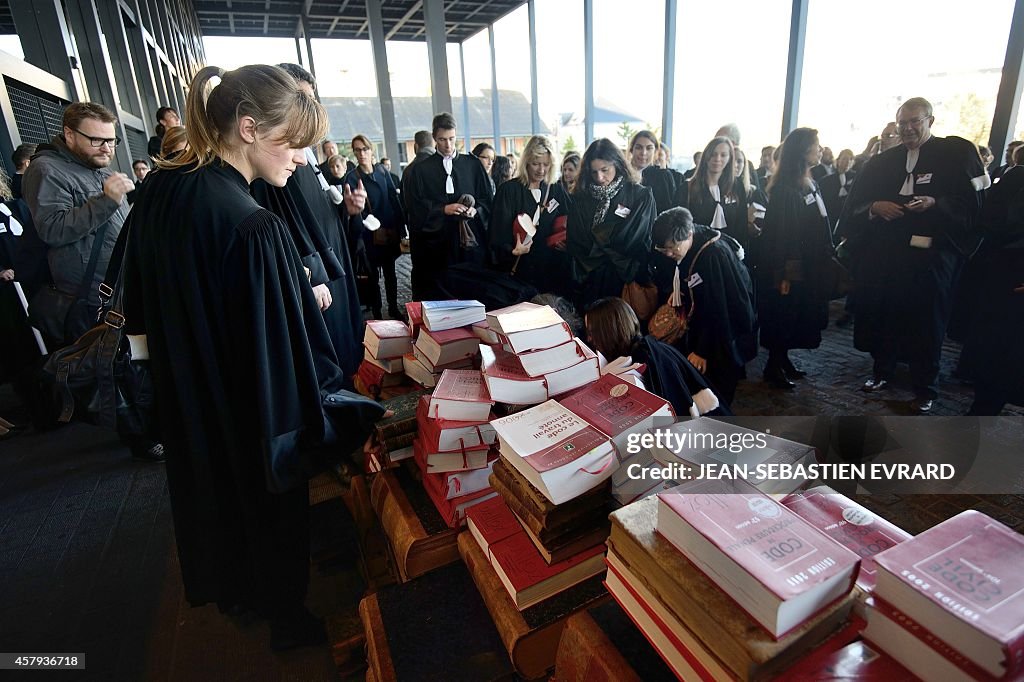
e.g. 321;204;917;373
588;176;625;227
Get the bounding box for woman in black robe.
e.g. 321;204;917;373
122;65;384;649
759;128;834;388
628;130;677;215
345;134;405;320
674;136;755;254
819;148;857;232
651;207;757;407
733;145;768;266
567;138;655;309
559;152;580;194
489;135;572;297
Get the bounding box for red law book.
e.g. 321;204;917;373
428;369;493;422
363;319;412;359
415;396;496;452
657;478;860;639
559;373;674;454
546;215;567;249
414;326;480;367
466;496;606;610
481;342;600;406
357;360;403;396
412;435;491;474
873;510;1024;679
780;637;916;681
405;301;422;338
423;459;496;501
864;597;1001;681
513;214;536;246
490;398;617;506
782;486;912;596
421;464;497;529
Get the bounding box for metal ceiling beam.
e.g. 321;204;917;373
384;0;422;40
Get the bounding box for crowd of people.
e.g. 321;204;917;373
0;61;1021;649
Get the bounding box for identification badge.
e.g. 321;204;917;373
804;193;816;205
687;273;703;288
546;198;559;213
909;235;933;249
614;204;631;218
916;173;933;184
724;196;738;205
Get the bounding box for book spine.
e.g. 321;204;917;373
555;611;644;682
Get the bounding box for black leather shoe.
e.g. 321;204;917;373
782;357;807;377
910;398;934;414
861;377;889;392
764;365;796;389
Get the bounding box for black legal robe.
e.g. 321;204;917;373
841;136;986;376
630;335;732;418
489;179;572;296
252;161;364;379
675;177;755;253
567;182;655;306
757;182;834;351
122;160;383;612
640;166;678;215
819;170;857;233
404;152;493;300
652;224;757;374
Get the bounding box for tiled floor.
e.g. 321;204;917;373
0;254;1020;680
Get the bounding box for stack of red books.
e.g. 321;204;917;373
359;319;411;396
413;369;498;528
479;302;599;405
402;300;484;389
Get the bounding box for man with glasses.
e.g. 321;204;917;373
22;101;132;344
841;97;989;414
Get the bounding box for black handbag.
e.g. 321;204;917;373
41;218;152;435
29;221;110;345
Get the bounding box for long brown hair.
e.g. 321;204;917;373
585;297;641;360
576;138;638;195
688;136;736;206
162;64;328;171
767;127;818;198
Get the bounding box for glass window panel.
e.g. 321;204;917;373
799;0;1015;156
462;29;494;148
535;0;584;157
493;4;533;152
672;0;790;171
202;37;301;71
593;0;664;151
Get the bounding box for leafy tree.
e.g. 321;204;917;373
618;122;637;149
563;136;577;152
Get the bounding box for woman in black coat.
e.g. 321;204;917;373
567;138;655;309
758;127;835;388
674;136;755;254
629;130;677;215
489;135;572;297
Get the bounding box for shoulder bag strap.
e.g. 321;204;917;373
684;232;721;319
78;219;111;301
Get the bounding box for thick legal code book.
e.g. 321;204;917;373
508;338;593;378
471;320;500;345
421;299;486;331
414;325;480;367
486;301;565;336
457;531;608;679
415;395;495;452
873;509;1024;679
560;373;674;454
411;345;475;375
357;360;403;396
497;321;574;355
423;459;495;501
782;485;912;596
609;495;856;680
490;398;618;505
466;495;605;610
363;349;404;373
421;470;497;529
404;301;422;338
428;368;493;421
778;637;915;681
657;478;860;638
364;319;413;359
402;353;439;388
489;457;609;537
369;466;460;582
412;436;491;474
481;343;599;405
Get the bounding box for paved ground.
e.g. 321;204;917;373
0;255;1020;680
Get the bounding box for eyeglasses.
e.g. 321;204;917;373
896;116;930;131
352;146;371;154
72;128;121;148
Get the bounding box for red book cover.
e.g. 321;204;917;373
429;369;493;419
782;486;912;593
366;319;410;339
873;509;1024;674
422;467;496;528
513;213;536;245
658;478;861;602
406;301;422;337
546;215;567;249
560;373;674;439
491;399;610;474
466;495;522;548
488;521;604;593
867;597;1000;681
418;325;476;346
781;638;915;681
415;396;495;451
412;434;490;470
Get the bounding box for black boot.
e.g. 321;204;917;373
782;355;807;378
763;362;796;390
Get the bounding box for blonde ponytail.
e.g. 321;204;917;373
160;63;328;171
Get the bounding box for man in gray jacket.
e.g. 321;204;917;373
23;101;133;343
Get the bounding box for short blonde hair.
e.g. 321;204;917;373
515;135;557;186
